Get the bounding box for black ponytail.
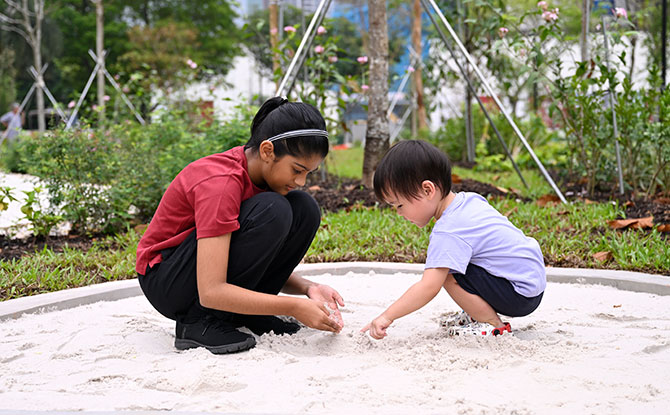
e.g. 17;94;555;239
245;97;329;159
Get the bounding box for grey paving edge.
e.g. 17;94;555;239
1;262;668;321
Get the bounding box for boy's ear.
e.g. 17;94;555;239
259;141;275;162
421;180;437;199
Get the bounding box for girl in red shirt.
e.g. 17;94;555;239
137;97;343;354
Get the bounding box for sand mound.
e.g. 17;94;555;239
2;272;669;413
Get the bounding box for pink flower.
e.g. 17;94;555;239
270;27;278;35
317;26;327;35
542;10;558;22
361;84;369;91
498;27;509;38
537;1;548;11
357;56;368;64
519;48;527;58
283;26;296;33
314;45;325;54
122;86;130;94
613;7;627;18
67;100;75;109
407;66;415;73
92;104;98;111
114;74;120;81
103;95;110;102
186;59;198;69
328;55;338;63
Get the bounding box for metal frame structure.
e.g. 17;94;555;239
601;15;625;195
275;0;567;202
66;50;145;129
1;64;63;145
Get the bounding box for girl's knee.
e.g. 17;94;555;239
241;192;293;236
286;190;321;228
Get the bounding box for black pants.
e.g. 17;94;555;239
138;191;321;323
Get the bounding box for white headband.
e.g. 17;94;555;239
266;129;329;142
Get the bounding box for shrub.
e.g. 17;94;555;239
9;107;252;234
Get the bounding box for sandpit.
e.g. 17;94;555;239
1;271;670;414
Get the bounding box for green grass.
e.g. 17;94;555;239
1;201;668;302
325;145;364;179
0;231;139;300
1;145;668;301
323;145;554;199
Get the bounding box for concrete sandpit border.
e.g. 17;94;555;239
1;262;669;320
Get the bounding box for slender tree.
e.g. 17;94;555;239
412;0;427;130
0;0;47;131
94;0;104;122
362;0;390;188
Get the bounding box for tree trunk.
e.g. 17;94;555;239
96;0;105;123
269;0;280;84
32;1;45;133
580;0;590;63
362;0;390;188
412;0;427;130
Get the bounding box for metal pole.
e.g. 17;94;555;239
28;66;67;121
423;0;565;202
663;0;668;89
389;96;415;142
420;0;528;188
276;0;333;97
66;51;106;129
602;16;626;195
88;50;146;125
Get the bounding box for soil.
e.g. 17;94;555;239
1;173;668;270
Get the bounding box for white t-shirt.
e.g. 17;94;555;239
1;111;22;140
425;192;546;297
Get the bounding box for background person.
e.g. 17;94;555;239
0;102;24;143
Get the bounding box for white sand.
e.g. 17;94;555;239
0;172;71;238
2;271;670;414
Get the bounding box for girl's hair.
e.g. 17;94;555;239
373;140;452;202
245;97;329;159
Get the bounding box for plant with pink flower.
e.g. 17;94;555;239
407;66;415;73
537;1;548;11
68;101;75;109
284;26;296;33
314;45;325;54
613;8;627;19
357;56;368;64
542;10;558;22
270;27;278;35
103;95;110;102
328;55;338;63
498;27;509;38
317;26;327;35
361;84;369;91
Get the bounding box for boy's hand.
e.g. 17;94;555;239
306;283;345;329
361;315;394;339
292;298;342;333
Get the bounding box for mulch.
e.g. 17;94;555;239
1;173;668;266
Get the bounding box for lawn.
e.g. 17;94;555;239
1;146;668;301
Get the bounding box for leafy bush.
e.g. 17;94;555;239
427;106;564;172
9;107;251;234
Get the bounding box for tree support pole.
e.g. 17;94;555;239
422;0;565;202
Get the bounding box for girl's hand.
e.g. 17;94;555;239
306;283;345;329
361;314;393;340
293;298;342;333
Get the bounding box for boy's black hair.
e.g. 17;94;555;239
245;96;329;159
373;140;452;202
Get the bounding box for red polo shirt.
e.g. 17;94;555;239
136;146;265;274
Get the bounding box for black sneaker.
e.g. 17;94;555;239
175;315;256;354
235;315;301;336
